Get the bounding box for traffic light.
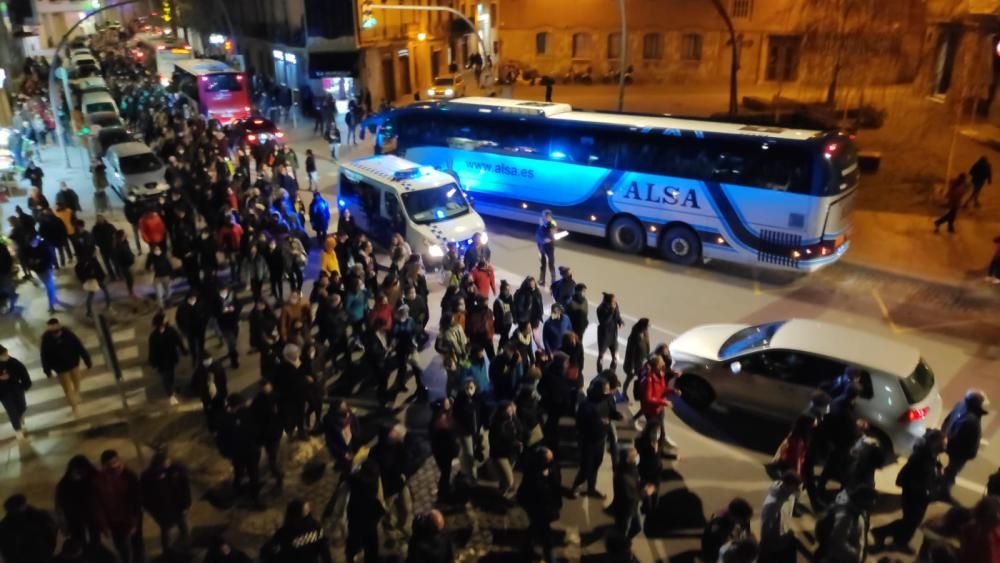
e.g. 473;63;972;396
361;0;376;29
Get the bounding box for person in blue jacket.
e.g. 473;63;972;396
308;194;331;247
542;303;572;354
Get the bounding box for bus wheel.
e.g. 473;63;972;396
608;216;644;254
660;225;702;266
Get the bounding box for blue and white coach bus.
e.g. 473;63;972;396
374;97;859;272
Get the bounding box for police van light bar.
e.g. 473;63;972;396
393;166;435;180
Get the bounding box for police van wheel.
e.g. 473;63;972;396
660;225;701;266
608;216;644;254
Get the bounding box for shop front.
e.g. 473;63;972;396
309;50;361;113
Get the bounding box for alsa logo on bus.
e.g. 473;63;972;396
621;181;701;209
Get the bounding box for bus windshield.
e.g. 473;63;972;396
401;184;470;224
202;74;243;92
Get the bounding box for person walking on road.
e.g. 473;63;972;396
535;210;557;286
0;345;31;439
145;245;174;308
26;235;58;312
176;291;209;369
54;455;100;546
148;313;187;404
111;230;136;298
140;449;192;555
40;318;91;415
93;450;145;563
966;155;992;208
517;446;563;563
872;429;947;554
74;252;111;317
934;173;969;234
92;215;118;280
622;318;650;401
252;379;286;491
941;389;989;496
758;472;801;563
596;292;624;373
0;493;58;563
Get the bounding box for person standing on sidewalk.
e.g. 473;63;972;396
93;450;144;563
966;155;992;208
934;173;969;234
148;313;187;405
0;345;31;440
140;449;191;555
40;318;91;415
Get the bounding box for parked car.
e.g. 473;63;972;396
85;111;125;131
227;117;284;148
426;75;466;99
92;126;136;159
669;318;943;457
103;142;169;199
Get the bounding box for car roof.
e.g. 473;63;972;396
770;319;920;376
81;91;115;103
108;142;155;157
343;155;457;193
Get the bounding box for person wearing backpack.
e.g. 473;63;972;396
638;355;678;451
815;486;877;563
871;429;947;554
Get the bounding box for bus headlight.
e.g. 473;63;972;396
444;88;454;96
428;244;444;258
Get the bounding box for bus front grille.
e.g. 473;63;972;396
757;230;801;269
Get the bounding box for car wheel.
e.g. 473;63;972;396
607;216;644;254
677;374;715;410
660;225;702;266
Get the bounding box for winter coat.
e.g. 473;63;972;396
175;300;209;338
640;367;674;417
74;255;106;284
319;246;339;275
148;325;186;370
309;199;330;233
462;244;491;272
0;356;31;399
489;413;522;459
40;328;91;376
517;464;562;523
944;400;983;461
54;475;98;539
489;352;522;403
324;414;360;470
610;461;642;519
56;189;82;213
140;463;191;522
492;293;514;334
92;467;143;535
0;504;57;563
282;238;307;272
279;301;311;341
138;211;166;245
216;408;259;461
542;315;572;353
576;397;609;443
565;293;589;337
623;331;649;376
465;306;494;343
92;222;117;252
895;443;941;501
550;276;575;306
343;289;368;324
25;240;56;275
470;265;496;298
39;214;68;246
453;390;482;437
513;286;544;326
537;361;573;417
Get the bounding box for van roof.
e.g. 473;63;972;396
342;155;457;193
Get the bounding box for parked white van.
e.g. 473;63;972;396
338;155;487;264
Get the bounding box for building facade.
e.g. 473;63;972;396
499;0;925;92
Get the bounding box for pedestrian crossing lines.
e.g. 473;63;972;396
0;325;159;441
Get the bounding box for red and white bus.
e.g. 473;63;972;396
172;59;251;124
134;34;193;86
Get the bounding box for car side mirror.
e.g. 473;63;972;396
729;361;742;375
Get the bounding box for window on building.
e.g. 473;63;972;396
607;32;622;59
536;32;547;55
766;35;801;82
642;33;663;60
731;0;752;19
572;32;594;58
681;34;703;61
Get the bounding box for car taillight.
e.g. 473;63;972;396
275;132;284;139
247;134;257;142
900;406;929;423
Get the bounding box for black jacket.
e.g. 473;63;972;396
489;413;522;459
538;361;573;416
175;299;209;338
38;214;68;246
565;293;589;337
895;444;941;500
944;402;983;461
40;328;91;376
145;252;173;278
92;221;117;252
489;351;520;403
429;411;460;461
264;516;332;563
252;390;285;443
373;439;407;498
611;461;642;518
596;302;622;347
576;397;609;443
623;331;649;376
0;356;31;398
56;189;82;213
517;463;562;523
0;505;58;563
148;325;186;370
74;255;106;284
406;527;456;563
216;408;259;460
140;463;192;521
453;391;481;437
513;286;544;326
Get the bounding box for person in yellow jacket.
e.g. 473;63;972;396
320;235;340;275
54;202;76;237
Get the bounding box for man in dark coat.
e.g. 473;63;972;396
92;215;118;279
40;318;91;413
942;389;989;495
148;313;187;404
0;345;31;438
213;285;243;368
0;494;57;563
93;450;144;563
610;447;645;543
571;380;612;499
517;446;562;563
262;500;332;563
406;510;455;563
565;283;589;341
345;459;385;563
216;394;261;500
251;379;285;490
140;449;191;554
175;292;209;369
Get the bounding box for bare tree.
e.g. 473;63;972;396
710;0;740;116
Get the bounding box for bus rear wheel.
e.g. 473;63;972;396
660;225;702;266
608;216;644;254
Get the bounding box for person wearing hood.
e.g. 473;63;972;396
148;313;187;405
0;494;57;563
319;235;339;276
942;389;989;495
263;499;332;563
565;283;589;341
406;510;455;563
872;429;947;554
55;455;100;545
816;486;877;563
542;303;572;354
758;472;801;563
140;449;192;554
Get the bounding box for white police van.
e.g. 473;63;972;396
338;155;487;264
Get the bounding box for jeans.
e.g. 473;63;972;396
111;528;145;563
155;514;189;553
154;277;171;308
157;366;176;396
57;367;82;407
41;270;57;310
459;434;478;480
538;244;556;284
1;393;27;431
185;334;205;369
615;505;642;540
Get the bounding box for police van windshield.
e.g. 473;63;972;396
401;183;470;224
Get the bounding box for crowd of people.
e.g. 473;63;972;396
0;28;998;563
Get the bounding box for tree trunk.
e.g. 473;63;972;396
710;0;739;116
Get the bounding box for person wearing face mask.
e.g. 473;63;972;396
148;313;188;405
93;450;144;563
214;285;243;368
144;244;174;309
0;345;30;439
176;291;209;369
454;378;484;482
40;318;91;415
517;446;563;563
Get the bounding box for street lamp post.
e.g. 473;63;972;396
368;3;493;89
49;0;144;168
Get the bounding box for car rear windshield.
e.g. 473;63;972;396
119;153;162;175
91;115;122;127
86;102;116;114
719;321;786;359
900;359;935;404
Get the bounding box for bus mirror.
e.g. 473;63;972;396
729;361;742;375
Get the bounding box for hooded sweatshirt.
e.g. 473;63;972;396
319;237;339;275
